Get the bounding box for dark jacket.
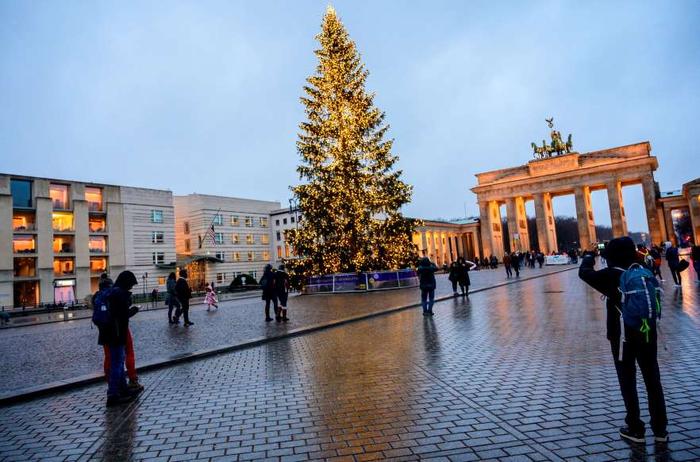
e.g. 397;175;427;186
260;269;276;300
417;257;438;291
274;270;290;295
692;245;700;262
99;271;138;346
458;262;471;286
448;262;460;282
665;246;679;267
175;277;192;302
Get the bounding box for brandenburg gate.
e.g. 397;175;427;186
471;121;662;258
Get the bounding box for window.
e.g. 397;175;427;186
232;252;241;262
277;246;282;258
13;257;36;277
85;187;103;212
89;216;106;233
151;210;163;223
213;214;223;226
260;217;268;228
262;251;270;261
246;234;254;245
231;216;240;226
276;231;281;241
184;239;191;252
52;212;74;232
215;251;225;261
244;216;253;227
151;231;164;244
291;216;295;223
285;244;290;258
152;252;165;265
232;233;239;244
275;219;280;226
89;236;107;253
214;233;224;245
13;236;35;253
184;221;190;234
11;179;32;208
89;257;108;274
158;276;166;285
216;273;225;284
247;251;254;262
283;218;288;225
261;234;269;245
53;258;75;276
49;184;69;210
13;211;35;231
53;236;74;253
298;214;302;222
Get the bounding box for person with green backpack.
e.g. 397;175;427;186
579;237;668;444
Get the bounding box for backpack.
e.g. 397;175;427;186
644;253;655;269
92;288;113;329
619;263;661;342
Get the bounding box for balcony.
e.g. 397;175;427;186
13;236;36;254
13;211;36;232
53;258;75;277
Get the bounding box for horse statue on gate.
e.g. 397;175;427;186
531;118;574;159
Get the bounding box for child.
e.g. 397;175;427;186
204;283;218;311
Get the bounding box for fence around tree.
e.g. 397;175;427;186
304;269;418;294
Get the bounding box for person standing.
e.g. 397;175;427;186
417;257;438;316
691;244;700;283
165;272;180;324
503;253;512;278
175;269;193;326
536;252;545;268
512;252;520;277
649;246;664;281
665;244;681;287
100;271;141;406
448;260;461;296
579;238;668;443
275;264;290;322
204;283;218;311
259;264;278;322
457;257;477;296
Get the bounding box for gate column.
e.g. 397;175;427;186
606;180;628;237
534;192;557;254
641;175;663;245
574;185;596;249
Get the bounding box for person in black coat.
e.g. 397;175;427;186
275;264;290;322
579;237;667;443
174;269;193;326
259;264;278;322
101;271;139;406
416;257;438;315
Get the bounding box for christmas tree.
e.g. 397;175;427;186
287;6;418;277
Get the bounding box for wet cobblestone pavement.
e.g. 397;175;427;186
0;265;568;395
1;267;699;461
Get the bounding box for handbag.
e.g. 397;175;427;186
677;259;690;272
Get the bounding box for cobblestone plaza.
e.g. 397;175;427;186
1;267;699;461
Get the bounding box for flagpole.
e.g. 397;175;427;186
200;208;222;251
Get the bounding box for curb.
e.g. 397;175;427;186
0;266;578;406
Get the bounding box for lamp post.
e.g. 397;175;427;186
142;272;148;297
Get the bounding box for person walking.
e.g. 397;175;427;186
536;252;545;268
98;271;141;406
275;264;290;322
649;246;664;281
503;253;512;278
448;260;461;296
457;257;477;296
579;238;668;443
174;269;193;326
259;264;278;322
691;244;700;283
417;257;438;316
512;252;520;277
665;244;681;287
165;272;180;324
204;283;218;311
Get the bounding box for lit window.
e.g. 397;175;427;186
49;184;69;210
53;258;74;276
276;231;281;241
13;236;35;253
261;234;269;245
232;252;241;262
184;221;190;234
246;234;254;245
53;236;75;253
245;216;253;227
215;251;225;261
11;179;32;208
184;239;191;252
89;236;107;253
13;212;35;231
158;276;166;285
152;252;165;265
52;212;74;232
262;251;270;261
90;257;108;274
213;214;223;226
277;246;282;258
260;217;268;228
216;273;225;284
151;210;163;223
89;217;106;233
285;244;290;258
232;233;240;244
231;216;240;226
151;231;164;244
214;233;224;245
85;187;103;212
247;251;254;262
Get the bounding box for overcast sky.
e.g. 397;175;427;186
1;1;699;232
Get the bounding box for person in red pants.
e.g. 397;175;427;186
96;273;143;392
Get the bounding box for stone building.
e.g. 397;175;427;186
658;178;700;248
412;219;481;266
0;173;175;308
270;206;302;266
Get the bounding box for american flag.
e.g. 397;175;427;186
199;224;217;249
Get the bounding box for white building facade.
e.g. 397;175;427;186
270;207;302;266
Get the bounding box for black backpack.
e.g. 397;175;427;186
92;288;112;328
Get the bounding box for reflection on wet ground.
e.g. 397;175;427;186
0;267;699;461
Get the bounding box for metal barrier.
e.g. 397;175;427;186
304;269;418;294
